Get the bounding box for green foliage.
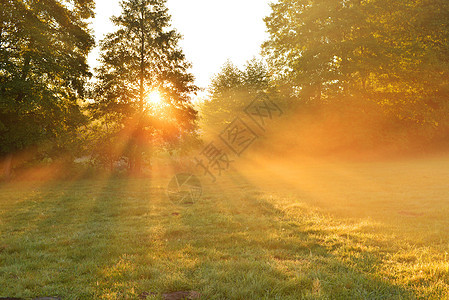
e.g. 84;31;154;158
200;59;276;134
0;0;95;161
263;0;449;128
92;0;198;172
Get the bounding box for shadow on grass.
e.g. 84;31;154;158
0;173;425;299
168;172;416;299
0;178;130;298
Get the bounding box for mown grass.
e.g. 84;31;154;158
0;156;448;299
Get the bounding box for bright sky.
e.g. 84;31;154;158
88;0;273;89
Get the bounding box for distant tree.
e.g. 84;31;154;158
200;59;274;134
244;58;271;94
92;0;198;173
0;0;95;177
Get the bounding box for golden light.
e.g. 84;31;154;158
147;90;163;106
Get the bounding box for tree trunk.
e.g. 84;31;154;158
129;140;142;176
132;3;146;176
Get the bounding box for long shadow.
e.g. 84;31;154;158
169;171;417;299
0;177;128;299
0;172;424;299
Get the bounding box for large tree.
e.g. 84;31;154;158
92;0;198;173
262;0;449;127
0;0;95;176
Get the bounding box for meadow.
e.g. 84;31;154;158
0;155;448;299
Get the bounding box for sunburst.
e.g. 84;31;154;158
147;90;163;106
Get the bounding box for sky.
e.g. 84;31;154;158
88;0;273;89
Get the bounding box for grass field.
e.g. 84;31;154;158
0;155;449;299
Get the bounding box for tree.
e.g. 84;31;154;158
0;0;95;177
262;0;449;128
92;0;198;173
263;0;385;100
200;59;274;134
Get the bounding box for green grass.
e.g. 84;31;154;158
0;156;448;299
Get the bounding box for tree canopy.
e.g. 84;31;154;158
200;59;274;135
0;0;95;173
263;0;449;127
91;0;198;172
2;0;449;177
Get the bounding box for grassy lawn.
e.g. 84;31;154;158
0;156;449;299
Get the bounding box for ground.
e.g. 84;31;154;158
0;155;448;299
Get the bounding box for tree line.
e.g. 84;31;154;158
204;0;449;156
1;0;448;178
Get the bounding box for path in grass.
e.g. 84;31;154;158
0;157;448;299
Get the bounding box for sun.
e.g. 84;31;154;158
147;90;163;106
